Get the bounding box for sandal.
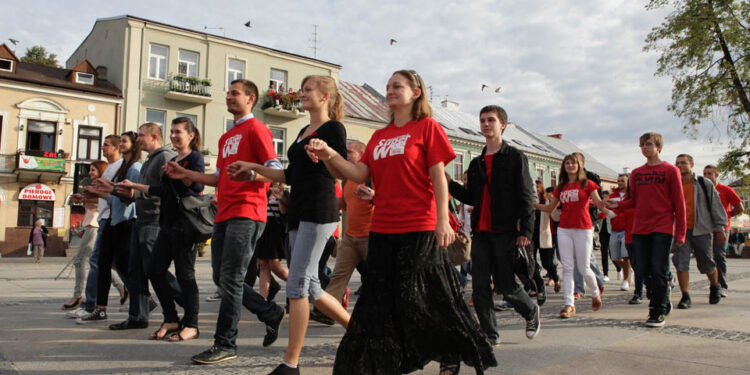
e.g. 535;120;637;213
168;327;200;342
439;362;460;375
559;305;576;319
149;323;179;340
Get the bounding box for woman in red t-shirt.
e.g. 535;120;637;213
536;154;611;319
305;70;496;375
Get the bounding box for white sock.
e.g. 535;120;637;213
282;361;298;369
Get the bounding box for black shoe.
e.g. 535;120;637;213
665;286;672;316
109;319;148;330
645;313;665;328
525;306;541;340
536;287;547;307
487;336;501;347
309;309;334;326
268;363;300;375
709;285;721;304
149;297;158;313
75;307;107;324
354;286;362;295
629;295;643;305
119;288;129;306
263;308;285;347
268;279;281;302
191;346;237;365
677;294;691;309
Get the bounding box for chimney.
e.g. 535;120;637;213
441;99;460;111
95;65;108;81
547;134;563;139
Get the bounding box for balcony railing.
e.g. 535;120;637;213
165;74;213;104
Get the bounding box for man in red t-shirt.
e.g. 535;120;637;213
165;79;285;364
608;132;686;328
703;164;744;297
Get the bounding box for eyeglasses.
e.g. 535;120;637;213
639;142;655;147
407;70;422;88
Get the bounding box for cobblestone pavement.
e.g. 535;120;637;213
1;255;749;375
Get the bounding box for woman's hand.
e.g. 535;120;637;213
305;138;335;163
116;179;134;188
353;185;374;201
226;161;259;181
435;219;455;248
164;161;189;180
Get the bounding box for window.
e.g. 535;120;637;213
536;165;545;181
76;72;94;85
550;170;557;187
0;58;13;72
225;119;234;132
176;113;198;128
227;59;245;88
270;127;286;163
270;68;288;92
148;44;168;80
178;50;199;77
453;153;464;180
26;120;56;154
73;163;92;194
146;109;166;137
77;126;101;160
17;199;54;227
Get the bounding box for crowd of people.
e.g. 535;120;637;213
55;70;745;375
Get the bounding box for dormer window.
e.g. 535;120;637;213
0;58;13;72
76;72;94;85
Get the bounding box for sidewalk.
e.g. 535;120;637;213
0;254;749;375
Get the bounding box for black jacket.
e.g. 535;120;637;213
28;225;49;247
449;141;535;238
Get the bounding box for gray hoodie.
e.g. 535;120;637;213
131;147;176;224
690;174;728;236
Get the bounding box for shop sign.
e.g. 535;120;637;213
18;155;65;172
19;183;56;201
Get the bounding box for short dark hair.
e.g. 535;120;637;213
230;79;260;110
479;105;508;124
704;164;718;170
676;153;694;163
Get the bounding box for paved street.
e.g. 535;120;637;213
1;253;749;375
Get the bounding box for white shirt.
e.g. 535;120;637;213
98;158;123;220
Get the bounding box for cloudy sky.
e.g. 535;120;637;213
2;0;733;174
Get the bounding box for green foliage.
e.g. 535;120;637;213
20;45;58;67
644;0;750;175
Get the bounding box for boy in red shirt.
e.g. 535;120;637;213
608;132;686;327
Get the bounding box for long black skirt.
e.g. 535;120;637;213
333;231;497;374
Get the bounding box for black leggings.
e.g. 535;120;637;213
536;247;560;282
148;227;199;328
96;219;133;307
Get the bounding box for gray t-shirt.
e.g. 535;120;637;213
98;158;123;221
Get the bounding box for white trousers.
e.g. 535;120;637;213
558;227;599;306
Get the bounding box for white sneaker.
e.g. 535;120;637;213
205;290;222;302
620;280;630;291
603;275;610;282
65;307;90;319
719;288;728;298
617;270;623;280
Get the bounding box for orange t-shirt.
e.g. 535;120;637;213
683;180;695;230
343;179;374;237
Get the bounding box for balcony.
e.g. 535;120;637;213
263;106;307;119
165;75;213;104
14;152;67;182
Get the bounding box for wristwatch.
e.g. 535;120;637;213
249;170;256;181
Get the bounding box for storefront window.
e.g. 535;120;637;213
26;120;57;154
17;199;54;227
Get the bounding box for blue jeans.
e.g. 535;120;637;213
211;218;267;350
632;233;673;315
626;243;645;297
81;219;107;310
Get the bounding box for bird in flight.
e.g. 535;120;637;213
8;38;19;45
481;84;489;91
390;39;397;45
244;21;252;28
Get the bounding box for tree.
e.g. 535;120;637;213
20;45;58;67
644;0;750;176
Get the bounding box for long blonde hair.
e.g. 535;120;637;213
301;75;344;121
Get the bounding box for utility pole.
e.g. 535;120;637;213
309;24;319;59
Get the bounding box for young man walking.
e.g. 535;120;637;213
671;155;727;309
608;132;686;327
166;79;285;364
448;105;540;344
703;164;744;297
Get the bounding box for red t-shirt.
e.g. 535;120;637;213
333;182;342;238
553;180;599;229
619;162;686;244
716;183;741;230
623;207;635;244
609;189;627;232
478;154;497;233
215;117;277;223
361;117;455;233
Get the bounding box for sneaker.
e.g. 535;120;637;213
263;308;285;347
309;309;334;326
617;270;623;280
665;286;672;316
342;287;351;309
268;363;301;375
76;308;107;324
205;290;222;302
620;280;630;291
119;287;129;306
487;336;501;347
709;285;721;304
719;288;728;298
629;295;643;305
66;307;92;319
645;313;665;327
191;346;237;365
525;306;541;339
603;275;610;282
493;301;513;311
536;287;547;307
677;294;691;309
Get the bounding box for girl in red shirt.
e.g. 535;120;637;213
305;70;496;375
536;154;611;318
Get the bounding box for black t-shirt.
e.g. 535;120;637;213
149;150;205;227
284;120;346;228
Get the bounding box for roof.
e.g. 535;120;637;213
523;129;618;179
80;15;340;69
0;61;122;98
339;80;389;123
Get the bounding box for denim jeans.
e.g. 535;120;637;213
211;218;270;350
626;243;644;297
82;218;125;310
471;232;536;340
632;233;673;315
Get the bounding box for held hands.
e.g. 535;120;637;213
114;179;135;198
305;138;335;163
70;193;85;203
435;219;455;248
516;235;531;247
163;161;188;180
226;161;258;181
94;178;115;194
604;198;619;209
353;185;374;201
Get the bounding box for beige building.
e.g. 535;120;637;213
66;15;352;168
0;43;121;256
